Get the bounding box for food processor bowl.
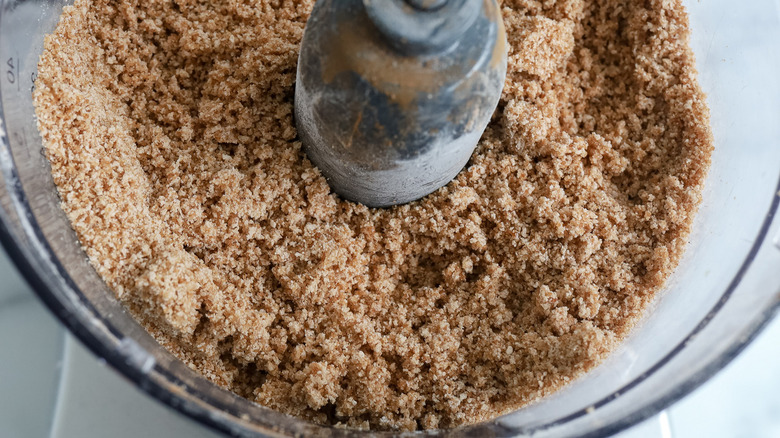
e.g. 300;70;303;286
1;0;778;437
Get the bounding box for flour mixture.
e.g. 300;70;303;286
34;0;713;430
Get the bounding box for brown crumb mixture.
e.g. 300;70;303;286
34;0;712;431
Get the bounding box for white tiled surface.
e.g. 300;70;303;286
49;336;218;438
0;265;63;438
1;245;779;438
670;322;780;438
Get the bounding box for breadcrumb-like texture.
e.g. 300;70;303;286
34;0;712;431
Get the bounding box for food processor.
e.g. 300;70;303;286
0;0;778;437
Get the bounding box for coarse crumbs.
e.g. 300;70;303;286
34;0;713;431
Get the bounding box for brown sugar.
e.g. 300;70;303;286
33;0;713;431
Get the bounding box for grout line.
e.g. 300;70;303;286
47;334;73;438
659;410;674;438
0;292;33;310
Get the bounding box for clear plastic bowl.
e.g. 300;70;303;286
1;1;779;437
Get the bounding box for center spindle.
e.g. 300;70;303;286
294;0;507;207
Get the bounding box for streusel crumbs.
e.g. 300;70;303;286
34;0;712;430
